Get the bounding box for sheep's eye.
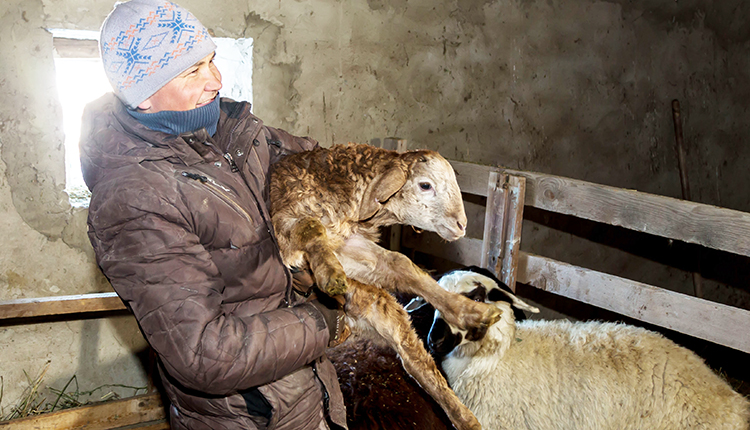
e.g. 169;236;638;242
463;286;487;303
419;182;433;191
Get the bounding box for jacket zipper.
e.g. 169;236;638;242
181;171;253;223
223;152;239;172
311;361;332;423
226;117;294;308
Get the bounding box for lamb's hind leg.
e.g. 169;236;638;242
290;217;347;295
337;236;501;335
345;279;482;430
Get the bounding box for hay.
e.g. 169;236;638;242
0;361;148;421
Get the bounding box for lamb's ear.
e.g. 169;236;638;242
358;166;407;220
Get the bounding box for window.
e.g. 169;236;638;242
51;29;253;207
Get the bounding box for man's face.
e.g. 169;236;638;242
137;52;222;113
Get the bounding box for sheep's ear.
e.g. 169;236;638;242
404;296;428;311
358;166;407;220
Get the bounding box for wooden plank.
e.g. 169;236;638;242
53;38;99;59
450;160;750;258
481;171;509;270
0;393;167;430
0;293;126;320
517;252;750;354
480;173;526;291
499;175;526;291
402;229;482;267
450;160;497;197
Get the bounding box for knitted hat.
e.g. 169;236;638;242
100;0;217;109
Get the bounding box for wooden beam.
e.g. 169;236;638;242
450;160;750;258
0;293;126;321
480;172;526;291
402;230;482;267
518;252;750;354
53;38;99;59
0;393;167;430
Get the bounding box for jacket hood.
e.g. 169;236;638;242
79;93;178;192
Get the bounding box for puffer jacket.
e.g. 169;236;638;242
80;93;347;430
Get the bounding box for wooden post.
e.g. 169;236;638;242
481;172;526;291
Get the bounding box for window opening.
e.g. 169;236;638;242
51;29;253;208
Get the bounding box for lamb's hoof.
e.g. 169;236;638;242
323;272;348;296
484;304;503;326
464;303;502;341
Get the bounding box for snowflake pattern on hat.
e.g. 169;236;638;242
100;0;215;108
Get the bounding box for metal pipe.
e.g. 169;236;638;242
671;99;703;298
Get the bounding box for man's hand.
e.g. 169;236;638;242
308;289;350;348
291;266;316;297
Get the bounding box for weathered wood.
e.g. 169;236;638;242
402;229;482;267
481;171;509;271
53;38;99;59
0;293;126;320
0;393;167;430
517;252;750;354
450;160;750;258
480;173;526;291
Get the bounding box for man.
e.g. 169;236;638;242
80;1;349;428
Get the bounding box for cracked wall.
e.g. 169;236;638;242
2;0;749;412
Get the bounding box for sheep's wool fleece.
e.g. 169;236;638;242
444;319;750;430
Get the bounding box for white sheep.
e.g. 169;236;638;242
428;269;750;430
270;143;502;430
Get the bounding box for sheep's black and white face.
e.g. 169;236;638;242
427;268;539;358
398;153;467;242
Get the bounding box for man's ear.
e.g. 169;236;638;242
358;166;407;221
137;98;152;112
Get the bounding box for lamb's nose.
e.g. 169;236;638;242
457;221;466;232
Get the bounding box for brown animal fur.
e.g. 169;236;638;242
270;143;500;430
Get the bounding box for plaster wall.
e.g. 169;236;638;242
1;0;748;414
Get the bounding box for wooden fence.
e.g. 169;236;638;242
403;160;750;354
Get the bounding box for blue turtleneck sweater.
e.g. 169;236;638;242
127;96;220;136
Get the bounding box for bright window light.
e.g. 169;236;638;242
51;29;253;207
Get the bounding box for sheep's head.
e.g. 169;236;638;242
361;150;467;241
427;268;539;358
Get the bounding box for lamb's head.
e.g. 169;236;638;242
427;267;539;358
363;150;467;241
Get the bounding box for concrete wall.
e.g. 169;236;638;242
1;0;748;414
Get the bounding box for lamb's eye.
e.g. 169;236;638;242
419;182;432;191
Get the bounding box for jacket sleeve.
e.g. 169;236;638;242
87;182;330;395
264;125;319;165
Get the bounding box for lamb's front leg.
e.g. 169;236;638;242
289;217;348;295
337;235;501;336
345;279;482;430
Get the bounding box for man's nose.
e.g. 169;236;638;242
205;67;222;91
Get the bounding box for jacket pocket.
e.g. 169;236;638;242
241;386;273;426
